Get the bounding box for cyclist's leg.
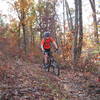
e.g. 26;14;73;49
44;52;48;65
44;49;50;68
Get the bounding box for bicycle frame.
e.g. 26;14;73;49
43;51;60;76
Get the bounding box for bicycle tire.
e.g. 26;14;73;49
51;60;60;76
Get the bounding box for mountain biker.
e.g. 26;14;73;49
41;32;58;68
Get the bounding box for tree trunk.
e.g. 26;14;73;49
62;0;66;61
22;23;27;54
18;23;21;48
72;0;83;66
63;0;66;35
65;0;73;31
21;8;27;54
72;0;79;64
77;0;83;58
89;0;99;44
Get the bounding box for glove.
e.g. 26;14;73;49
42;50;45;54
55;48;59;53
56;48;58;51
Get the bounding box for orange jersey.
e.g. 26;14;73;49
41;37;55;49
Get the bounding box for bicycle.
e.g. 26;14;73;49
42;50;60;76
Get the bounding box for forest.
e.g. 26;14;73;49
0;0;100;100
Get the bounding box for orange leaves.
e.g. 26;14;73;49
9;36;18;48
61;31;73;62
20;0;29;10
23;15;36;25
14;0;36;26
15;0;33;12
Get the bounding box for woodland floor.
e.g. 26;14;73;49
0;39;100;100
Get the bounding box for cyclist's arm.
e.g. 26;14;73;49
53;41;58;49
41;39;44;51
51;37;58;49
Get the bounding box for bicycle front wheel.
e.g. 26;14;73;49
52;61;60;76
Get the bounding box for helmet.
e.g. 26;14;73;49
44;32;50;37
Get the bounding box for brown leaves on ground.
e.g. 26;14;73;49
0;38;100;100
0;51;65;100
59;69;100;100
